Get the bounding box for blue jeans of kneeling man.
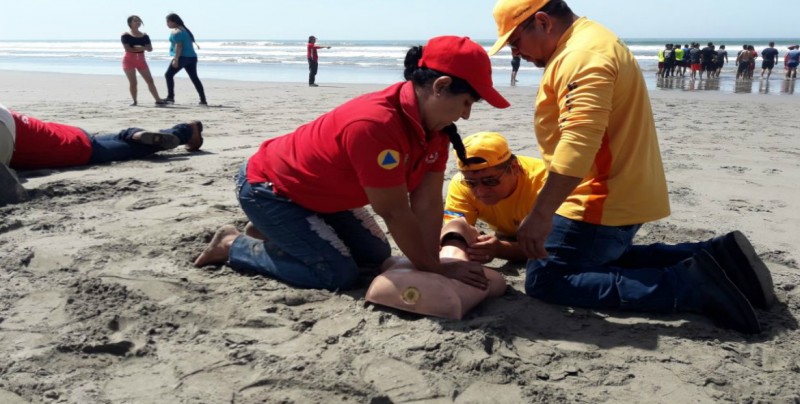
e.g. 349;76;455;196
228;161;391;290
525;215;713;312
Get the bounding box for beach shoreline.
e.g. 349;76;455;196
1;70;799;403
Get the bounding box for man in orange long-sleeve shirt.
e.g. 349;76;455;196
489;0;775;334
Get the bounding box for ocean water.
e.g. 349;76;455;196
1;38;798;95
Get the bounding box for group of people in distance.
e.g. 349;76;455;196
659;41;799;81
121;13;207;106
2;0;778;335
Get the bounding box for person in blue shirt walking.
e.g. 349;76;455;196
164;13;207;105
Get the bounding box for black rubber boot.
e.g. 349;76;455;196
680;250;761;334
707;231;775;309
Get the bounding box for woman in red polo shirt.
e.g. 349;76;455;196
195;36;510;291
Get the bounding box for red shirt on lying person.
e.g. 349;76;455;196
9;111;92;169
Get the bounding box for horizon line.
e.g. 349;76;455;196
0;36;796;42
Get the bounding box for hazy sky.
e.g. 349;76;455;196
2;0;797;41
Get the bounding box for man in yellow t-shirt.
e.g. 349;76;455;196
488;0;774;334
444;132;546;263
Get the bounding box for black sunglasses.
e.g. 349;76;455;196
461;165;511;188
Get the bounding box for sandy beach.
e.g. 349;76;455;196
1;70;799;403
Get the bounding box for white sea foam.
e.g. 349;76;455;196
1;38;797;91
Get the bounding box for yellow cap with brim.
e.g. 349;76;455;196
456;132;512;171
489;0;551;56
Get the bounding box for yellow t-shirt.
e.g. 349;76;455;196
534;17;670;226
444;156;547;236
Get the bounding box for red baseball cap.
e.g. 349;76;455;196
419;36;510;109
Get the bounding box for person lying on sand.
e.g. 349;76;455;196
1;104;202;171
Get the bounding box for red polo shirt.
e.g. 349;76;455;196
9;111;93;169
307;43;319;61
246;81;450;213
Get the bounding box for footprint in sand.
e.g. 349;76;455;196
725;199;771;213
720;165;750;174
127;197;172;211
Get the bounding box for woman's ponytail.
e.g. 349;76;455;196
403;46;423;81
443;124;467;165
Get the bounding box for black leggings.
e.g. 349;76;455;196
165;56;206;103
308;59;318;85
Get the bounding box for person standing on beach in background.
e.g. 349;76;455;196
761;42;779;80
194;36;510;292
784;45;793;77
674;43;685;77
444;132;547;263
0;104;203;171
307;36;331;87
714;45;728;78
490;0;775;334
656;45;666;77
700;42;716;80
689;42;702;80
747;45;758;80
121;16;167;107
663;44;676;77
164;13;207;105
737;44;753;80
681;44;690;76
510;55;521;85
787;45;800;79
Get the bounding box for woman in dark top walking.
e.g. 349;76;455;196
164;13;207;105
121;15;166;106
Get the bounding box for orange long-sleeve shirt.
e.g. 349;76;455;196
535;18;670;226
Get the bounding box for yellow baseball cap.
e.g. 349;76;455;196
456;132;512;171
489;0;551;56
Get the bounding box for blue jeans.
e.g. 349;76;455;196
525;215;711;312
228;161;391;290
88;123;194;165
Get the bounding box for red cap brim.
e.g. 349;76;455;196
475;84;510;109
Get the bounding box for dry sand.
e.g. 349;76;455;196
1;70;799;403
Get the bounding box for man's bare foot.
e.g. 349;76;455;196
194;225;240;267
243;221;267;240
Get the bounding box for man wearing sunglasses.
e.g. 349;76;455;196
444;132;546;263
488;0;774;334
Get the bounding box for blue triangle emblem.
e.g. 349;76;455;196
382;153;397;165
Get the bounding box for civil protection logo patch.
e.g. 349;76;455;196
377;149;400;170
